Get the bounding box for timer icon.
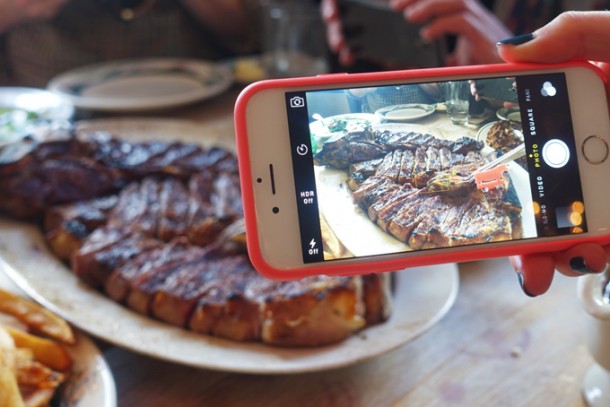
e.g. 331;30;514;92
296;144;308;156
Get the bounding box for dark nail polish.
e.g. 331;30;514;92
497;33;534;46
569;256;596;274
517;272;536;297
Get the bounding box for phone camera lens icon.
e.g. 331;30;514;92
296;144;308;156
290;96;305;108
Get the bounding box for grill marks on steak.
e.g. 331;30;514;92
353;176;519;249
328;128;522;250
314;127;483;169
0;130;240;219
73;231;370;345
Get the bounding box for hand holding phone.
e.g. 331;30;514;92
234;62;610;280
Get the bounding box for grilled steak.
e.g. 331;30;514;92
315;127;483;169
329;125;523;251
0;128;395;347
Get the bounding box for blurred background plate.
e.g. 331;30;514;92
47;58;233;112
0;87;73;146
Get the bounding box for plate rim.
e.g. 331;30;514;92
375;103;436;122
47;58;233;112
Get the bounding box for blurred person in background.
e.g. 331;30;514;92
0;0;261;87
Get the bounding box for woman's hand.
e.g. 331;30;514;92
497;11;610;296
0;0;68;33
497;11;610;101
390;0;512;66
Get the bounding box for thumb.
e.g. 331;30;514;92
497;11;610;64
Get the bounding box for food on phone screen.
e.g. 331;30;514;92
315;126;522;251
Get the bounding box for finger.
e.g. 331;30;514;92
320;0;338;22
389;0;419;10
510;253;556;297
326;19;345;53
394;0;466;23
418;12;475;40
338;46;357;66
555;243;608;277
497;11;610;64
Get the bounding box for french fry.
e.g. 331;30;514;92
0;364;24;407
0;289;74;345
3;326;72;372
320;214;346;260
0;327;25;407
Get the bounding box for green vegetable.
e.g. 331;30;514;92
0;107;42;143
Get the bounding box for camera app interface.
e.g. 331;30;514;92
285;73;586;263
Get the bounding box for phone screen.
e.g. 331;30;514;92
284;73;586;263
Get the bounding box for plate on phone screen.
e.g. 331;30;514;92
0;117;458;374
375;104;436;122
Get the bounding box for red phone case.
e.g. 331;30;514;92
234;62;610;280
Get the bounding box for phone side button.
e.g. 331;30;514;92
582;135;610;165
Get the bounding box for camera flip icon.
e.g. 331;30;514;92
289;96;305;108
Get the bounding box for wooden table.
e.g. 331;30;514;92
5;86;597;406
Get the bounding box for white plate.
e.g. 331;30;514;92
0;117;458;374
0;271;116;407
48;58;233;112
375;104;436;122
496;107;521;123
0;87;73;145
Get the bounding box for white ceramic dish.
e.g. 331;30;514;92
47;58;233;112
0;117;459;374
375;104;436;122
0;87;73;145
0;271;116;407
310;113;378;145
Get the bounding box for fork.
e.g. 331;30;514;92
463;143;526;185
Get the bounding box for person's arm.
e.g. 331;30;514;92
496;10;610;296
0;0;67;33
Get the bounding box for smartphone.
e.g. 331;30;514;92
234;63;610;280
337;0;445;68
